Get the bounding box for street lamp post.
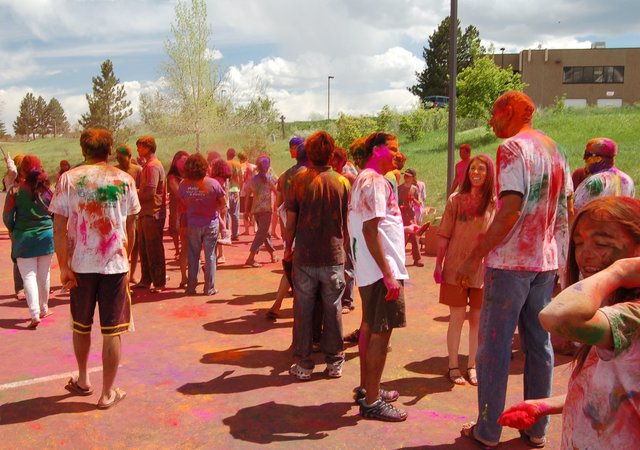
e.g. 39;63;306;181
327;75;334;121
500;47;506;68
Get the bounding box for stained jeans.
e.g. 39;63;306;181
476;267;556;443
341;249;355;309
139;215;166;288
186;220;219;295
292;264;345;369
249;212;275;254
227;192;240;239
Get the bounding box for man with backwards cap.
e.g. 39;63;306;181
573;137;634;212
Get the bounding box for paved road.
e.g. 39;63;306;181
0;228;570;449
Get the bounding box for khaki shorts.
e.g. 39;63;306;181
359;279;406;333
439;283;483;309
71;272;132;336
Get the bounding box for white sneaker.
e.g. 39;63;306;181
325;360;344;378
289;363;312;381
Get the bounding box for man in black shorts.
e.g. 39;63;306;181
50;128;141;409
347;132;409;421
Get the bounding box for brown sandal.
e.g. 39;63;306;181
467;367;478;386
447;367;466;385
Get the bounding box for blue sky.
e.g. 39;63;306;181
1;0;639;132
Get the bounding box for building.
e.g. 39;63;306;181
493;45;640;109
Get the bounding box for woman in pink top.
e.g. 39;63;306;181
499;197;640;449
434;154;496;386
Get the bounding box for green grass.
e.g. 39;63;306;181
2;105;639;216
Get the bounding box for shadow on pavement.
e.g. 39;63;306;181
0;318;30;330
222;401;358;444
177;370;300;395
0;393;96;425
200;346;291;374
207;291;278;306
203;311;291;335
381;376;454;406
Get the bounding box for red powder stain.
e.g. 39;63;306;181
29;423;43;430
192;409;215;420
85;201;102;216
94;217;112;235
172;305;208;319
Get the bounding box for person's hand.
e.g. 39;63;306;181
60;266;78;290
455;256;480;289
498;401;546;429
283;246;293;262
3;150;10;164
383;274;401;301
433;264;443;284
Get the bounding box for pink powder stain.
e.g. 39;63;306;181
2;328;20;335
79;218;88;245
410;409;469;422
192;409;215;420
98;233;118;256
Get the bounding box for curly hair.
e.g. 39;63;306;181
211;157;232;179
184;153;209;181
305;131;335;166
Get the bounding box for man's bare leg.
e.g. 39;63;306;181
99;335;122;405
360;321;393;405
73;332;92;390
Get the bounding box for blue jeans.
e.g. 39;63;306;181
292;264;345;369
227;192;240;239
186;220;219;295
476;268;556;443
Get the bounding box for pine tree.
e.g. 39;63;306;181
79;59;132;131
409;17;483;104
46;98;70;136
0;120;8;139
13;92;38;140
34;95;49;138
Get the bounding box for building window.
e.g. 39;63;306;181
563;66;624;84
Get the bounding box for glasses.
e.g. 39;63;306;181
583;152;600;159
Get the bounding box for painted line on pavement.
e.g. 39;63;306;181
0;366;105;391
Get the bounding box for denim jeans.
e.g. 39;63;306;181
292;264;345;369
341;249;355;309
476;267;556;443
249;212;275;254
227;192;240;239
186;220;219;295
139;215;166;288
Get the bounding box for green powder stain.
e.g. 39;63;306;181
96;184;126;203
586;178;604;196
77;176;88;188
527;174;548;203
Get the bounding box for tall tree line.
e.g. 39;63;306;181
13;93;70;139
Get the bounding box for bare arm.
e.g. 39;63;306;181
362;218;400;301
455;193;522;286
125;215;137;256
498;395;566;429
53;214;77;289
538;258;640;348
433;236;449;284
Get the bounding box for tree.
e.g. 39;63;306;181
457;56;526;121
46;98;70;136
0;120;8;139
13;92;38;139
79;59;132;131
409;17;483;104
163;0;222;151
34;95;49;138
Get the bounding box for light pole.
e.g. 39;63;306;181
327;75;334;121
500;47;505;68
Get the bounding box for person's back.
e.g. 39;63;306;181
179;176;225;227
486;129;570;271
287;165;349;266
139;155;166;219
574;167;634;211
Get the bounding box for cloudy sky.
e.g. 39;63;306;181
1;0;639;132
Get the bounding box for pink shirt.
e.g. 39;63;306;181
485;130;572;272
561;300;640;449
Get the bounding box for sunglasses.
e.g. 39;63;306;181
583;152;600;159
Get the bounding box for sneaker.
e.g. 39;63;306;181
520;431;546;448
344;328;360;343
218;233;232;246
359;399;407;422
289;363;312;381
325;360;343;378
353;386;400;404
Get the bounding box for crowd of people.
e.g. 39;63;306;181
2;90;639;447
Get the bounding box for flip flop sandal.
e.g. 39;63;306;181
447;368;467;385
66;377;94;396
461;423;498;449
97;388;126;410
467;367;478;386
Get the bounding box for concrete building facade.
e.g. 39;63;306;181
493;47;640;109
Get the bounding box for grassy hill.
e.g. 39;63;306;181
2;105;639;215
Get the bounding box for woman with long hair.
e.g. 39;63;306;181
499;197;640;449
434;154;496;386
3;156;55;329
244;155;278;267
167;150;189;287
